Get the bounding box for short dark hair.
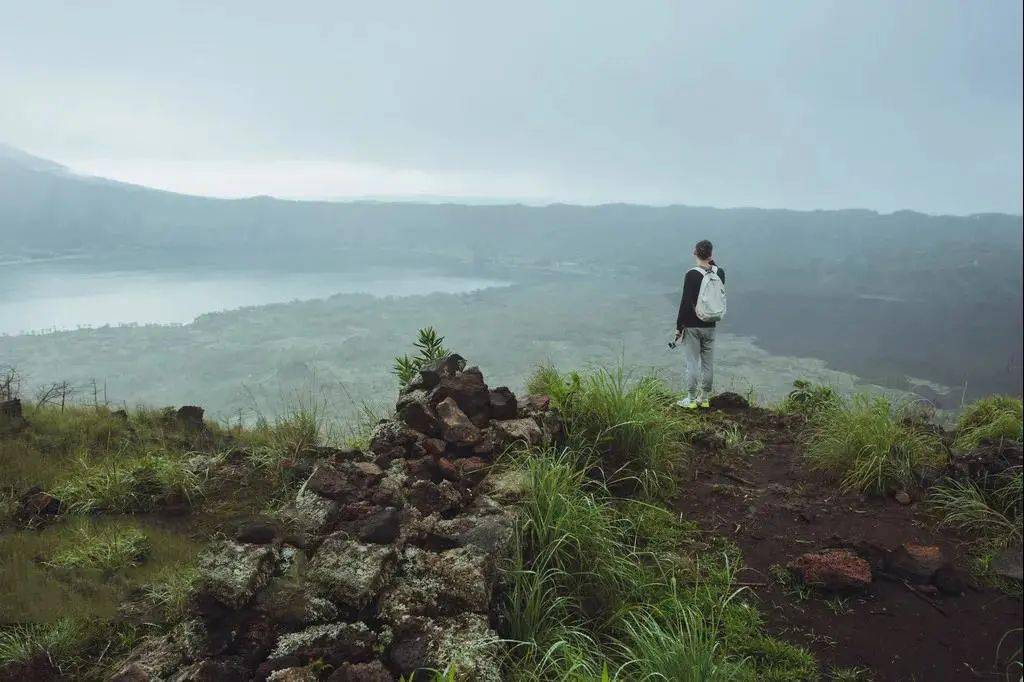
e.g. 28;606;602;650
694;240;713;260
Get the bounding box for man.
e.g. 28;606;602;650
674;239;726;409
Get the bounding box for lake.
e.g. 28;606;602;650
0;261;510;336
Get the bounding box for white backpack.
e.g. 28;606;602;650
692;265;727;322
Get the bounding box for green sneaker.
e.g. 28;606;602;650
700;400;711;409
676;397;699;409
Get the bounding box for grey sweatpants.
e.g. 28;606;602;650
682;327;715;399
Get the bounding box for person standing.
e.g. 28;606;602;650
674;239;727;408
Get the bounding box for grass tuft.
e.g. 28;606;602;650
46;525;151;572
930;471;1022;548
526;364;696;499
54;452;204;515
0;619;89;672
953;396;1023;450
804;394;945;495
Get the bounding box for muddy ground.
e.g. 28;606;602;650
676;402;1023;682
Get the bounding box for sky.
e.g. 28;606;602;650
1;1;1021;214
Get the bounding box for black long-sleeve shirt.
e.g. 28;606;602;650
676;265;725;329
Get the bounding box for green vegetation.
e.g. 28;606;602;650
501;448;817;680
782;380;840;417
930;472;1022;549
54;452;205;515
953;395;1023;450
0;619;90;675
527;364;698;498
393;326;449;385
46;525;150;572
719;422;764;458
803;394;945;495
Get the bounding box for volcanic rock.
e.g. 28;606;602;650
357;507;402;544
493;417;543;448
396;390;439;436
307;533;397;609
488;387;517;419
197;541;278;609
429;366;491;426
267;622;378;666
436;397;482;446
888;543;945;583
789;549;872;591
709;392;749;410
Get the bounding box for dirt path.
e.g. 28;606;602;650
674;403;1023;682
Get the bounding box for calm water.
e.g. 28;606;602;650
0;262;510;335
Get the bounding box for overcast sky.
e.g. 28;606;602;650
1;1;1021;213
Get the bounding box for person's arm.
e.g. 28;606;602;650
676;270;696;333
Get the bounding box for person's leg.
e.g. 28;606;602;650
699;328;715;404
680;330;701;405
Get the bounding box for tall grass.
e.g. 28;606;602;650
54;451;205;515
500;449;816;681
527;365;695;499
953;395;1023;450
805;394;945;495
46;525;151;572
0;619;89;673
930;471;1022;548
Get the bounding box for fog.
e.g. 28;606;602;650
2;1;1021;213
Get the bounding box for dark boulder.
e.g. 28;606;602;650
887;543;945;583
396;390;439;436
428;366;491;427
436;397;482;446
709;392;749;410
15;486;61;524
357;507;402;544
488;387;517;419
176;405;206;429
0;398;23;422
236;521;278;545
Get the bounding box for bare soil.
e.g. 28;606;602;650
675;403;1023;682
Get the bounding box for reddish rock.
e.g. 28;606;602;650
15;486;61;524
888;543;945;583
789;549;872;591
405;456;438;481
437;457;459;481
421;437;447;458
429;367;491;426
436;397;482;446
407;479;463;515
306;465;356;500
455;456;489;483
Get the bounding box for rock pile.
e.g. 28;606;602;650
114;355;560;682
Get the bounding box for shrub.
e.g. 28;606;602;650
47;525;151;572
930;471;1022;548
393;327;449;385
526;365;694;499
953;396;1023;450
781;380;840;416
805;394;945;495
